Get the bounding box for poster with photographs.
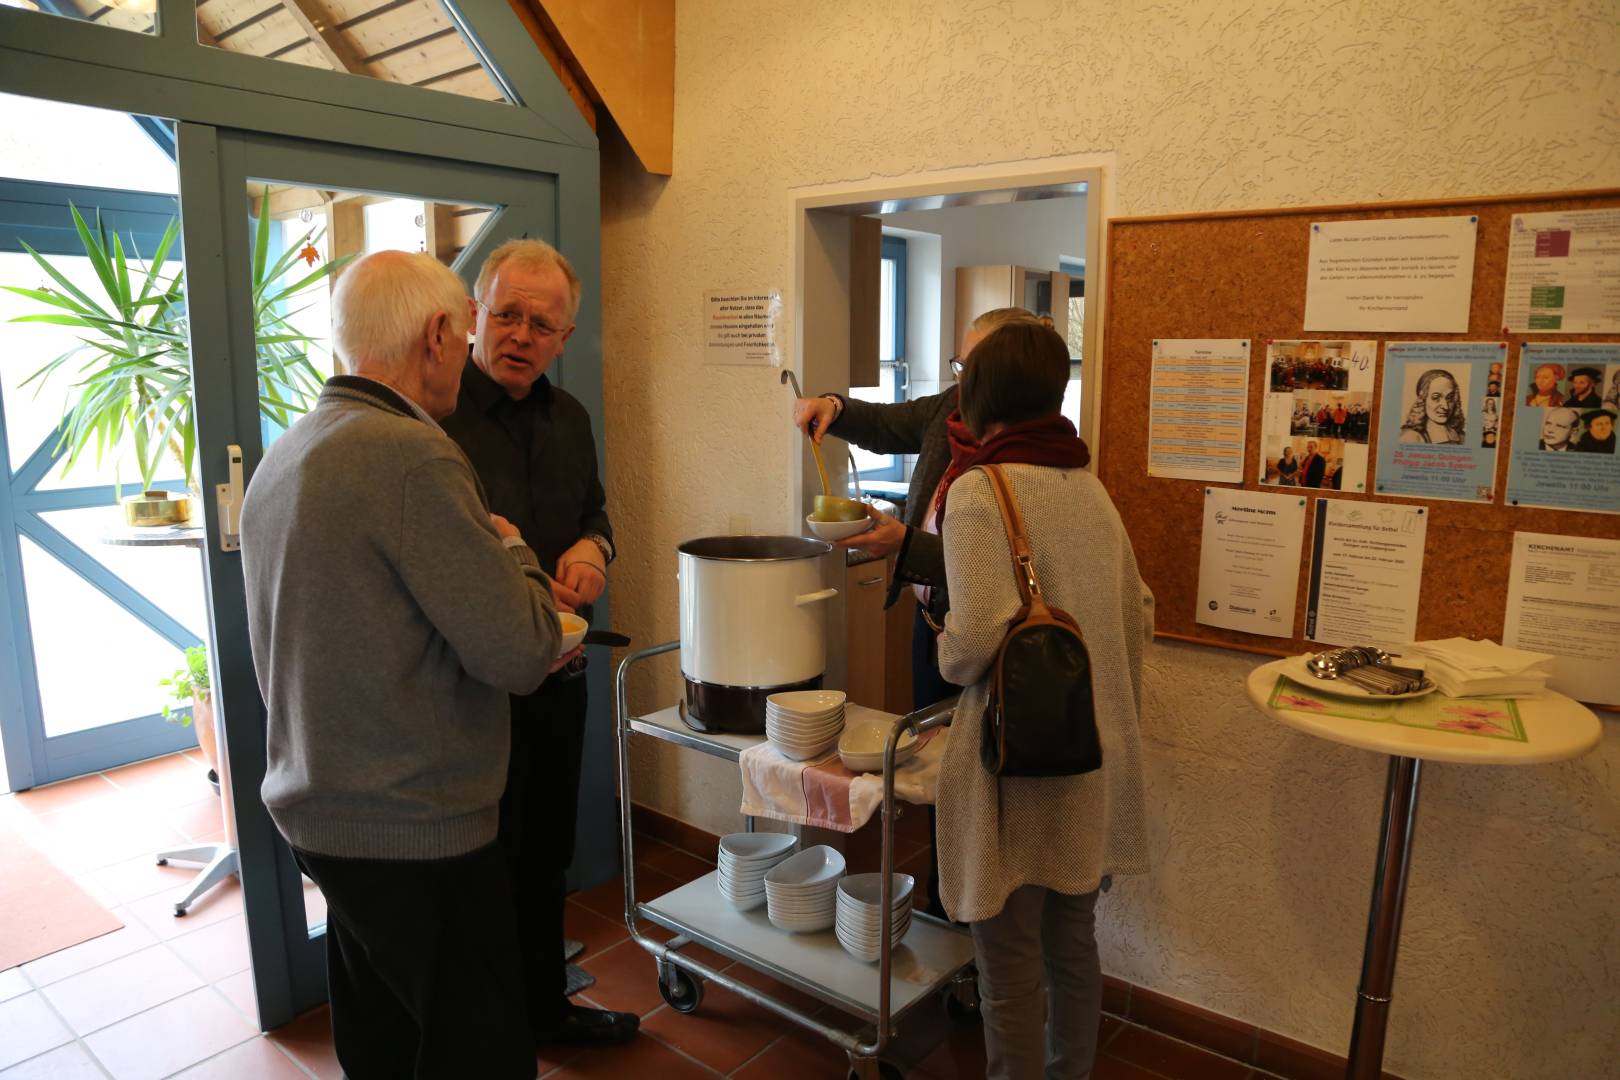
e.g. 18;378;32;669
1374;342;1506;503
1258;340;1375;493
1504;343;1620;515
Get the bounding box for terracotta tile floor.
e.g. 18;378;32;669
1;751;1287;1078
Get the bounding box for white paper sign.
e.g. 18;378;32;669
1503;532;1620;705
1147;338;1250;482
1305;499;1428;650
1304;216;1478;332
1502;209;1620;334
704;290;782;366
1195;487;1308;637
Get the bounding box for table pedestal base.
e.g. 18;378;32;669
156;842;240;916
1347;755;1423;1080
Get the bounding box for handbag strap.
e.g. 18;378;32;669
980;464;1043;604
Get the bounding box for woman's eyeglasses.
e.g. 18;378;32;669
478;300;565;339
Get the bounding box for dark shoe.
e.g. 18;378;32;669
538;1004;639;1048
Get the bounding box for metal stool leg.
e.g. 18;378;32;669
158;843;240;916
1347;755;1423;1079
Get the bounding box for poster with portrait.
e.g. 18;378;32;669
1373;341;1506;503
1503;343;1620;514
1258;339;1376;493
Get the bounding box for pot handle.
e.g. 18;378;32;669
793;587;839;606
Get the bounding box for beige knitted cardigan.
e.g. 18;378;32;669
935;464;1153;923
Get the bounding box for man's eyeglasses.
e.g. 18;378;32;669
949;355;964;377
477;300;565;339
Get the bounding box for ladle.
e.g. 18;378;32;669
780;370;832;496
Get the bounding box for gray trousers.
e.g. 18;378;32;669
969;884;1102;1080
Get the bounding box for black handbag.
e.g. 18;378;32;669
977;464;1103;779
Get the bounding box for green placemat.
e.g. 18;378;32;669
1269;676;1527;742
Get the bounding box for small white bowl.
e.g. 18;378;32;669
838;873;915;910
764;846;845;890
719;832;798;864
557;613;588;655
767;690;847;715
806;514;875;541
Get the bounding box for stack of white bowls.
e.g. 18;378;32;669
715;832;798;910
835;872;913;962
766;690;847;761
764;845;846;932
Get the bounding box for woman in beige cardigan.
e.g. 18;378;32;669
934;321;1153;1080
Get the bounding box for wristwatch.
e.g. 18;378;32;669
582;532;615;567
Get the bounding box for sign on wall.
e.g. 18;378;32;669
704;289;782;366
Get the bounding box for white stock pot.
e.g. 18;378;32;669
677;535;836;733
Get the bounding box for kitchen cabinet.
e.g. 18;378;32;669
954;264;1070;353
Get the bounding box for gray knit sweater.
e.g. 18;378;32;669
242;377;561;861
936;465;1154;922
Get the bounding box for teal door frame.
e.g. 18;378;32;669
0;0;607;1030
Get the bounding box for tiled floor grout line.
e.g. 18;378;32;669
11;960;116;1080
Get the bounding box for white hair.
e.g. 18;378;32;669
332;251;470;375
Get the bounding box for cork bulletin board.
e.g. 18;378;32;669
1097;189;1620;683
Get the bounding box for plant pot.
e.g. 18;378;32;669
191;690;219;776
123;489;192;527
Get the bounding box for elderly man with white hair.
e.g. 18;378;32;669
242;250;563;1079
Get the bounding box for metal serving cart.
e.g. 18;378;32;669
614;641;978;1079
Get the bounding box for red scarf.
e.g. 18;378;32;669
933;412;1091;531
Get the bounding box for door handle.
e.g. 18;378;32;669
216;444;243;552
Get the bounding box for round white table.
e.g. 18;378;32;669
1245;659;1602;1080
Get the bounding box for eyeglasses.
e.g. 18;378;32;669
477;300;565;339
949;355;964;377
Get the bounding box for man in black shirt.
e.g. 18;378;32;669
441;239;633;1051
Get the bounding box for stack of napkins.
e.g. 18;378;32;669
1399;638;1555;698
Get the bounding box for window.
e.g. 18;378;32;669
849;234;907;482
197;0;512;104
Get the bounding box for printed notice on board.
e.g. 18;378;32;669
1305;499;1428;651
1503;532;1620;705
704;290;782;366
1258;339;1376;493
1304;216;1478;333
1195;487;1307;638
1504;343;1620;514
1148;338;1250;482
1373;342;1507;504
1501;209;1620;334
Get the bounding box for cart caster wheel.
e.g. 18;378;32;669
658;962;703;1014
846;1062;903;1080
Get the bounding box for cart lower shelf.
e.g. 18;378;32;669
640;871;976;1025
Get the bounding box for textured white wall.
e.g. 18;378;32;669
598;2;1620;1077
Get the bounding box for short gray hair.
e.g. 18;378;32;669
475;238;581;321
331;251;470;374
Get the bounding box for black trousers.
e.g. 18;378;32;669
292;842;534;1080
911;604;957;919
499;672;590;1033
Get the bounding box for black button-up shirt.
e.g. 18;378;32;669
441;362;612;574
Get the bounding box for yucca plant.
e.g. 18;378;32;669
3;190;347;492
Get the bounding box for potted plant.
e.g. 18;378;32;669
3;191;347;509
160;644;218;788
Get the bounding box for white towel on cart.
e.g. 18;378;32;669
738;724;947;833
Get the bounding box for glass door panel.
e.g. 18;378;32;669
0;94;197;792
185;124;562;1027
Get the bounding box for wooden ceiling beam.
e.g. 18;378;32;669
278;0;370;75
